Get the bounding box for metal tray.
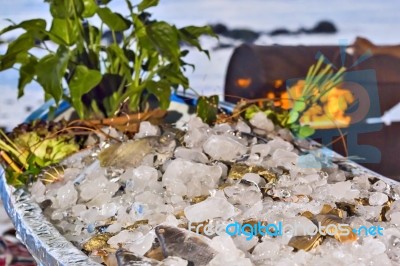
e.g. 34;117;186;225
1;94;398;265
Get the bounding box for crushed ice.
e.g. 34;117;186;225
29;117;400;265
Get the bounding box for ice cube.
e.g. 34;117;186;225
135;121;161;138
249;112;274;132
184;197;235;222
369;192;389;206
252;240;281;260
55;181;78;208
203;135;247;161
174;147;209;164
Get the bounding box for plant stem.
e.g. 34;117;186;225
0;151;22;174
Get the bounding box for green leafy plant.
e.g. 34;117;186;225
0;0;215;119
0;121;79;187
245;56;346;138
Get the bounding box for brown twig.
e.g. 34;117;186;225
69;109;167;127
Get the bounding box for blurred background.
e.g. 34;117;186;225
1;0;400;131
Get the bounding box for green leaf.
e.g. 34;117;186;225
146;80;171;110
196;95;219;124
138;0;159;11
298;125;315;139
287;110;299;124
133;16;154;53
69;65;102;118
106;44;131;76
50;0;84;18
87;25;101;51
180;25;216;38
0;19;46;36
0;33;35;70
82;0;97;17
147;21;180;61
293;99;306;112
244;105;261;120
36;47;70;103
97;7;131;31
179;25;216;58
18;57;38;98
159;65;189;89
49;18;78;46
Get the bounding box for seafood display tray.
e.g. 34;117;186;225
1;95;399;265
1;146;399;265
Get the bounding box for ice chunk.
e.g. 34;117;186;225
209;235;252;266
79;176;120;201
135;121;160;138
135;191;164;207
163;158;222;197
235;120;251;133
329;181;360;200
184;117;210;148
31;181;46;203
372;180;388;192
71;204;87;216
267;138;293;153
108;230;142;249
63;168;81;181
99;202;118;218
249;112;274;132
161;257;189;266
213;123;233;134
106;223;122;233
252;240;281;260
251;144;271;158
352;175;371;190
277;128;294;142
297;154;322;170
355;205;382;221
209;254;252;266
55;181;78;208
174;147;208;164
328;171;346;182
81;208;107;224
122;166;160;193
390;212;400;224
184;197;235;222
292;184;313;195
361;238;386;255
224;184;262;207
272;149;299;167
369;192;389;206
203;135;247;161
233;235;258;252
242;173;261;184
282;216;317;237
125;232;155;256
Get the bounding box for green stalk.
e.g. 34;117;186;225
0;140;28;169
0;130;21;154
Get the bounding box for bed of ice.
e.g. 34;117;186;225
29;114;400;266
